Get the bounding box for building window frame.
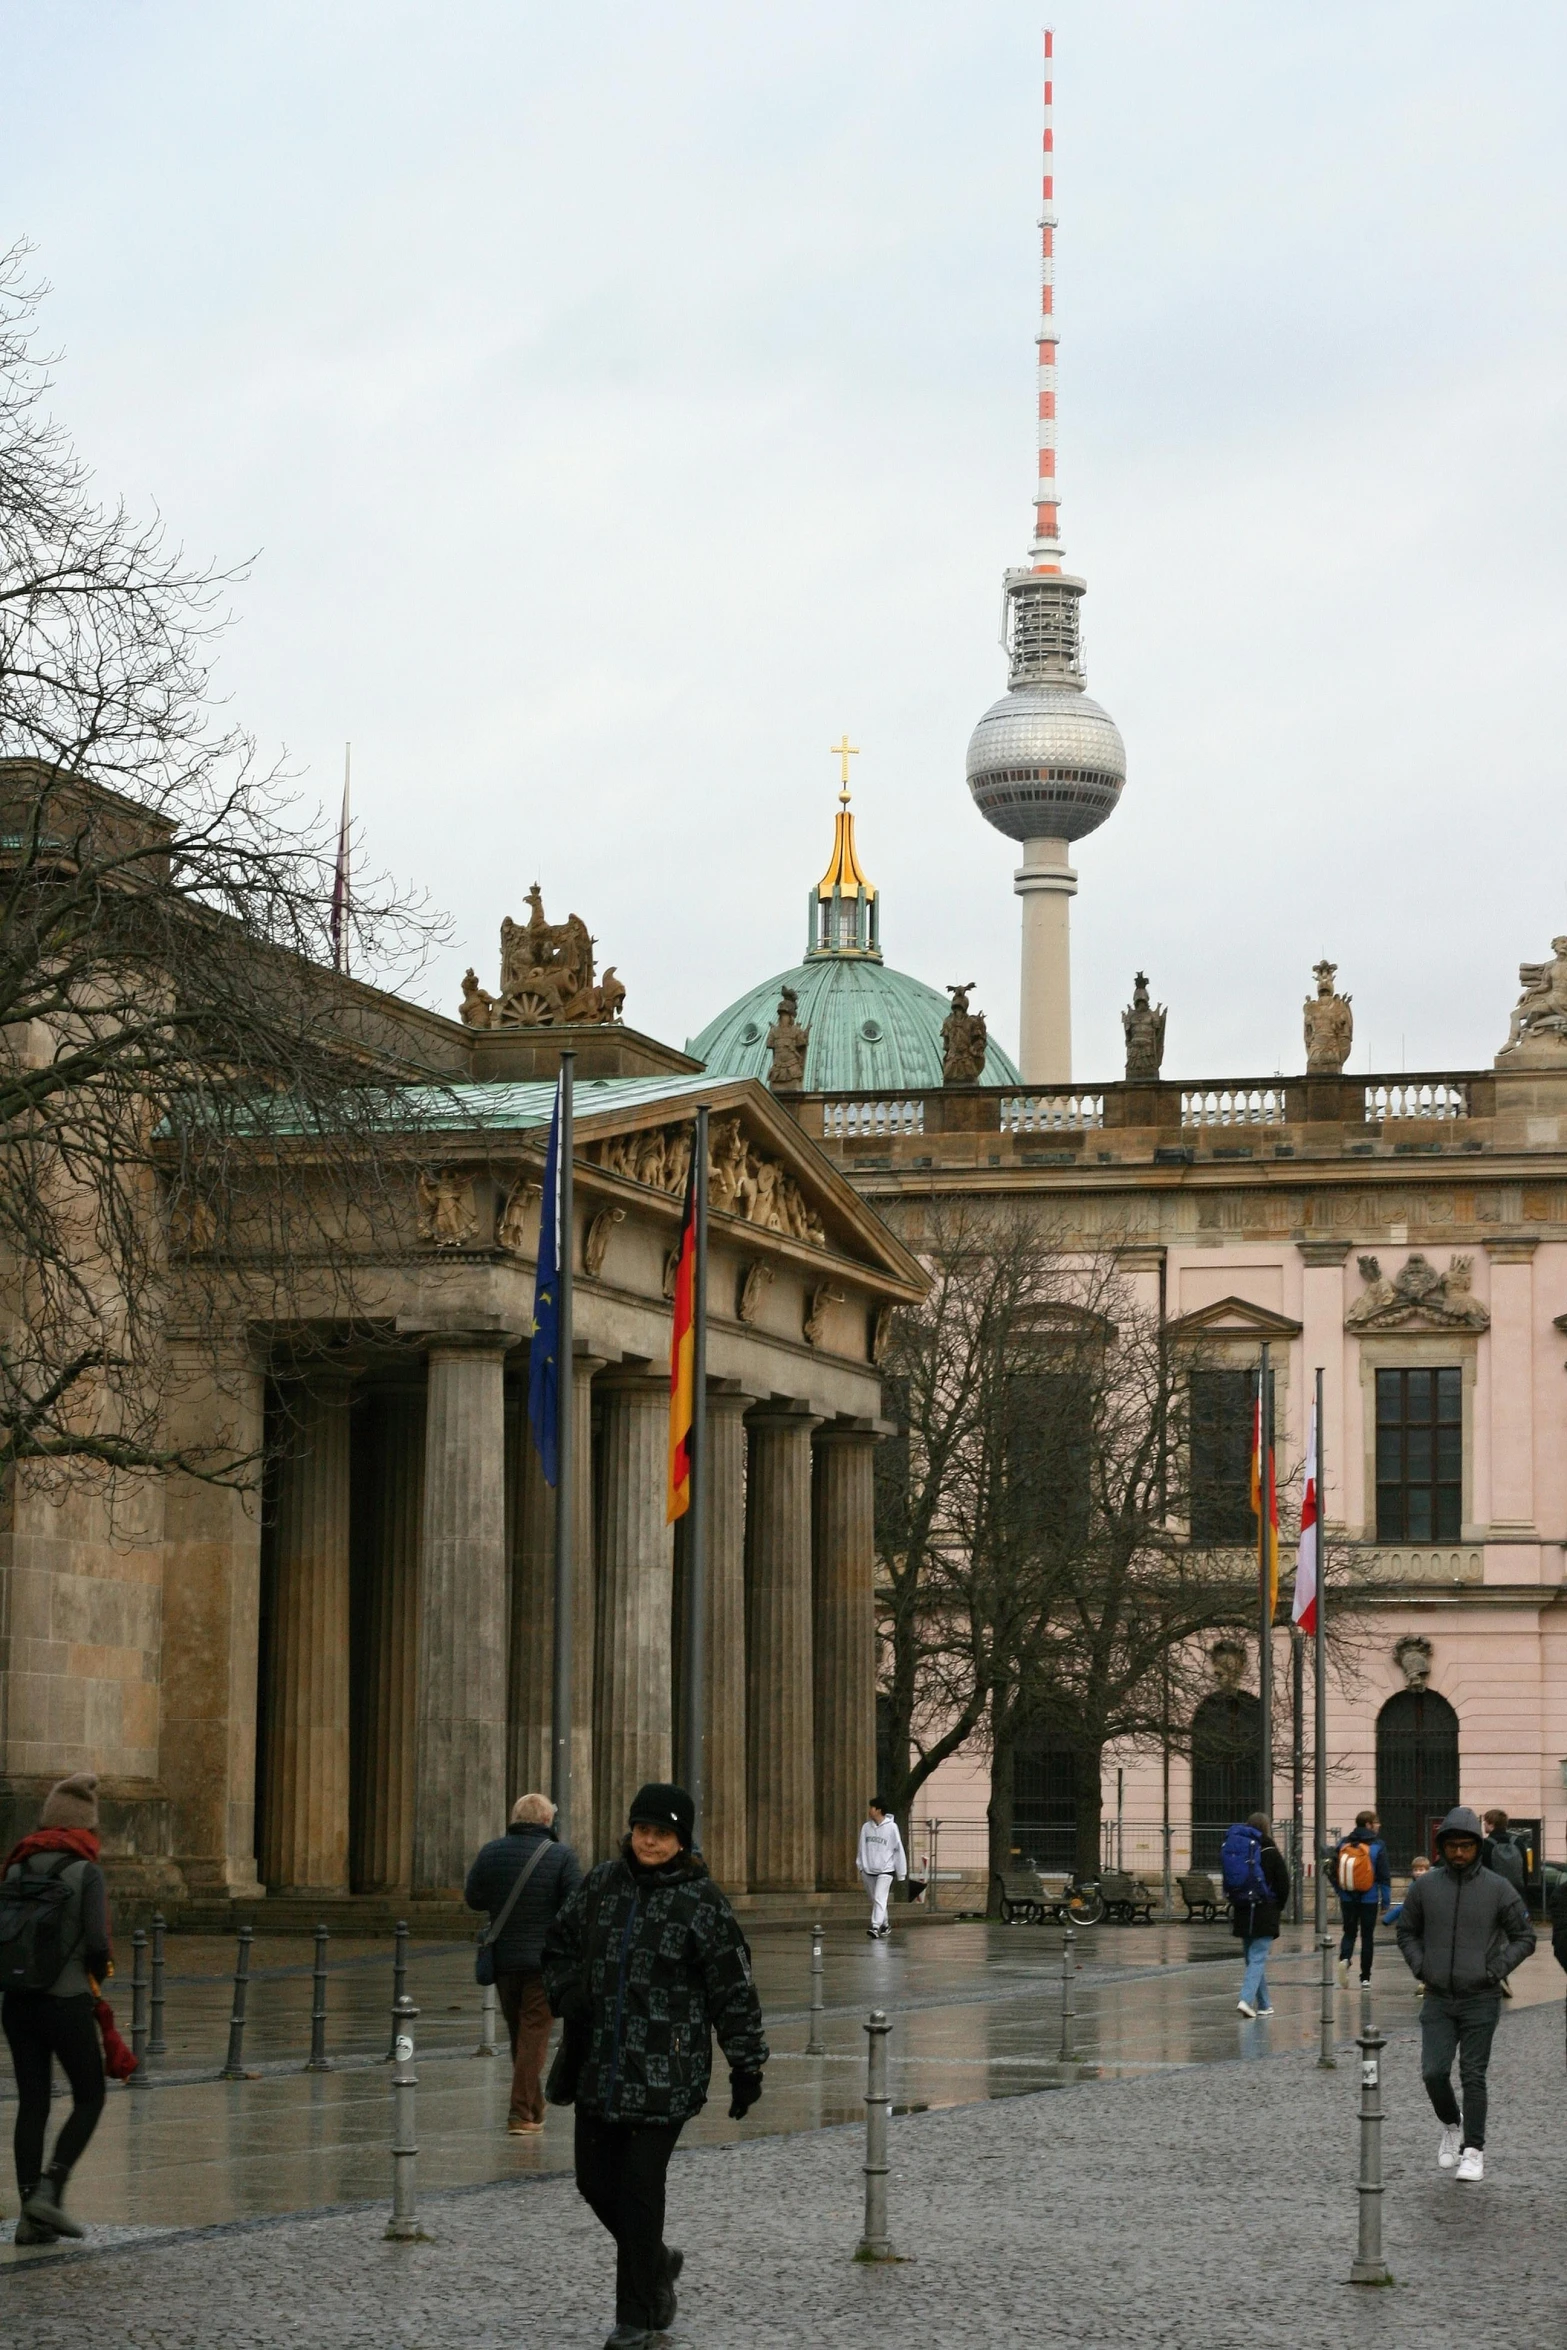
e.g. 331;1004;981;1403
1374;1365;1462;1541
1355;1335;1478;1545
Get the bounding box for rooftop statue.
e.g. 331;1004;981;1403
460;884;628;1029
941;983;989;1086
766;986;810;1091
1304;960;1353;1075
1121;971;1166;1081
1498;936;1567;1063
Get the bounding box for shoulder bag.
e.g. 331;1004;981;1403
475;1837;553;1986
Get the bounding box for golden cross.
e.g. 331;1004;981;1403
830;734;860;798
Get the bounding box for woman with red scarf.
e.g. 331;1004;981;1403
1;1771;112;2242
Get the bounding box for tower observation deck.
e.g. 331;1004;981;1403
964;30;1125;1085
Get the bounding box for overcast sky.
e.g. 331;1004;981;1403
9;2;1567;1079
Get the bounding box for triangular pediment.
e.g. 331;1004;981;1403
1166;1295;1303;1342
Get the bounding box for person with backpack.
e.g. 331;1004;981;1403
1394;1805;1535;2183
1221;1812;1291;2019
0;1772;112;2243
464;1791;582;2135
542;1782;767;2350
1334;1809;1392;1987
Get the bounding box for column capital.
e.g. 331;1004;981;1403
745;1396;822;1430
811;1418;881;1449
1297;1241;1352;1267
1483;1237;1539;1262
423;1328;523;1357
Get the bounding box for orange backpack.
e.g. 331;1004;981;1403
1337;1841;1374;1896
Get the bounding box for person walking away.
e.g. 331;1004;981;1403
465;1792;582;2135
1481;1811;1526;1996
0;1773;112;2242
1221;1813;1290;2019
1395;1805;1535;2183
1334;1810;1392;1987
542;1782;767;2350
856;1800;906;1940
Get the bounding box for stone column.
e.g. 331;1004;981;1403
1297;1243;1350;1527
508;1351;601;1843
353;1386;424;1893
260;1377;353;1894
1485;1239;1537;1533
161;1339;266;1896
593;1371;675;1857
673;1385;750;1890
745;1403;819;1892
812;1425;878;1892
413;1338;510;1892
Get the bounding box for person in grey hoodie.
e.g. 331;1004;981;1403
1395;1805;1535;2182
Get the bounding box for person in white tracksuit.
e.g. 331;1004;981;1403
856;1802;906;1938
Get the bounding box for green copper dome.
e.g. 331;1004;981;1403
686;787;1020;1092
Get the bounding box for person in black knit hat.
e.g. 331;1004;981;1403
543;1782;767;2349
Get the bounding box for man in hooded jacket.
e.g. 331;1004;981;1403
542;1781;767;2350
1395;1804;1535;2182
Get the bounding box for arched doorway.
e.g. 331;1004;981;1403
1376;1689;1459;1869
1013;1730;1077;1870
1191;1691;1262;1868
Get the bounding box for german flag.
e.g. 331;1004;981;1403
667;1155;697;1521
1250;1383;1279;1613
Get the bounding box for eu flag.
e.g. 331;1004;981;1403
528;1075;563;1486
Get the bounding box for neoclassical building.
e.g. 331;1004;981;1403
0;872;922;1917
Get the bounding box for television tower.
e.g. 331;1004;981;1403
965;30;1126;1085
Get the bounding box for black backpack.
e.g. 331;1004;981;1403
0;1854;80;1991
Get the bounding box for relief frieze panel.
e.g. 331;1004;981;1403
589;1115;828;1250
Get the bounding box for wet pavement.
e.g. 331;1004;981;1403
0;1911;1560;2254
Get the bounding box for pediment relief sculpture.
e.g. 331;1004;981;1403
1304;959;1353;1074
461;885;628;1030
417;1169;478;1249
590;1115;827;1249
1498;935;1567;1063
1345;1253;1488;1332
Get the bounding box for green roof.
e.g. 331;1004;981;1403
686;957;1021;1093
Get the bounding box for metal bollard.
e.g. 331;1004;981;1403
384;1920;410;2061
385;1996;423;2241
1350;2012;1391;2286
1058;1925;1077;2066
221;1925;253;2079
854;2009;895;2261
130;1928;149;2087
1318;1922;1337;2069
476;1978;499;2057
805;1924;826;2056
148;1912;167;2056
306;1922;331;2072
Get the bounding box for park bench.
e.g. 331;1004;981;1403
992;1867;1106;1928
1098;1869;1157;1923
1176;1869;1226;1923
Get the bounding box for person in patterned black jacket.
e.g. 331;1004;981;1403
542;1780;767;2350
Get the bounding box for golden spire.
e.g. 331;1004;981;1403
816;742;875;902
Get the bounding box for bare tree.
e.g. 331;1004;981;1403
0;244;449;1488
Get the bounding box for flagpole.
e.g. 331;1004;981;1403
1314;1362;1335;2067
1258;1342;1272;1826
551;1052;576;1844
681;1106;709;1835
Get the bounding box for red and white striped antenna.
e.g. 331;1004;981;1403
1030;27;1062;573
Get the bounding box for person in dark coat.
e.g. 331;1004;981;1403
1396;1805;1535;2182
465;1792;582;2134
1333;1809;1393;1987
0;1772;112;2243
1230;1812;1291;2019
542;1781;767;2350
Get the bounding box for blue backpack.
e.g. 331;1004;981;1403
1219;1822;1271;1906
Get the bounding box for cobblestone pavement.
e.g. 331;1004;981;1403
1;1985;1561;2348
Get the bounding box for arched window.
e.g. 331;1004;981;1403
1191;1690;1262;1867
1376;1689;1459;1870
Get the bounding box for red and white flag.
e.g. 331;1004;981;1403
330;744;351;973
1292;1398;1319;1633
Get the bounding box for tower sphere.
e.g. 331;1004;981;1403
966;680;1126;845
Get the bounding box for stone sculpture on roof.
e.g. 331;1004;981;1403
591;1115;827;1248
1499;936;1567;1063
766;986;810;1091
1121;971;1166;1081
459;884;628;1029
941;983;989;1085
1304;960;1353;1075
1344;1252;1488;1332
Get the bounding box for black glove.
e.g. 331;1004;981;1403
727;2068;763;2121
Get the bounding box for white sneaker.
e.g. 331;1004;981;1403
1255;2004;1275;2017
1336;1958;1350;1988
1437;2124;1462;2169
1455;2146;1484;2183
1236;1999;1256;2018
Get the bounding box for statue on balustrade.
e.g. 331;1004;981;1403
941;983;989;1085
459;884;628;1028
1499;936;1567;1063
766;987;810;1091
1121;971;1166;1081
1304;960;1353;1074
